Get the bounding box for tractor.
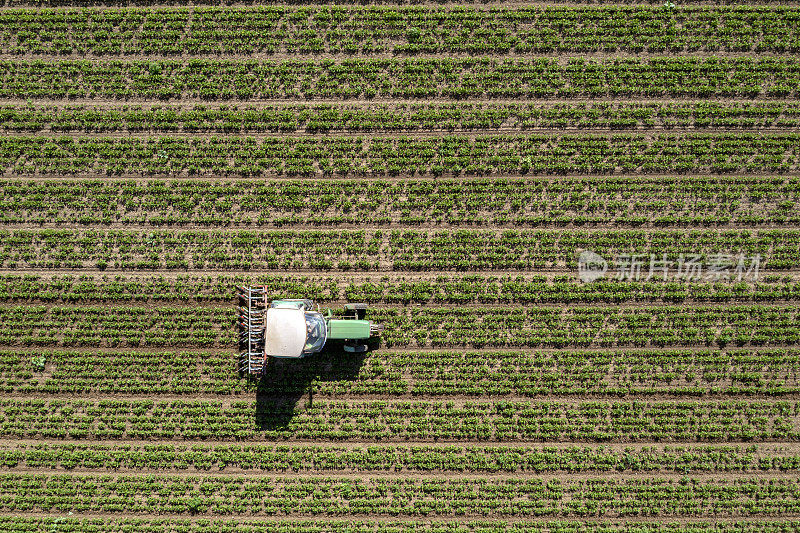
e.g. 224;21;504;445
237;286;383;375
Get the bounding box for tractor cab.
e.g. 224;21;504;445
265;299;327;358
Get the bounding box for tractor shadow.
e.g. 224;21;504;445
253;340;372;431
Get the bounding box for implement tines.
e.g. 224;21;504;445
237;285;267;376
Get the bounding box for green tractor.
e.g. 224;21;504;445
238;286;383;375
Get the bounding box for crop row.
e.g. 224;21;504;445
2;304;799;349
5;103;800;134
7;347;800;398
0;273;336;302
372;305;800;348
0;0;789;6
6;134;800;177
3;58;800;100
2;274;798;305
2;177;798;228
1;398;798;441
343;278;800;305
4;473;800;517
0;517;796;533
3;7;800;55
0;228;795;271
32;304;800;348
0;442;793;474
0;306;231;347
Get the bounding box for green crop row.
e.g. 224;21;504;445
8;303;800;348
0;273;337;302
3;6;800;55
4;103;800;133
0;398;797;442
2;177;798;228
373;305;800;348
4;473;800;517
0;517;797;533
0;305;231;348
344;277;800;305
0;442;793;474
5;134;799;177
7;347;800;398
2;58;799;100
1;273;798;305
1;304;798;349
0;0;787;6
0;228;796;271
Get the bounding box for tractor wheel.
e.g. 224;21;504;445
344;342;368;353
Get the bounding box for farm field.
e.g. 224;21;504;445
2;1;800;532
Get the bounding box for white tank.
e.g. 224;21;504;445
264;307;307;358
